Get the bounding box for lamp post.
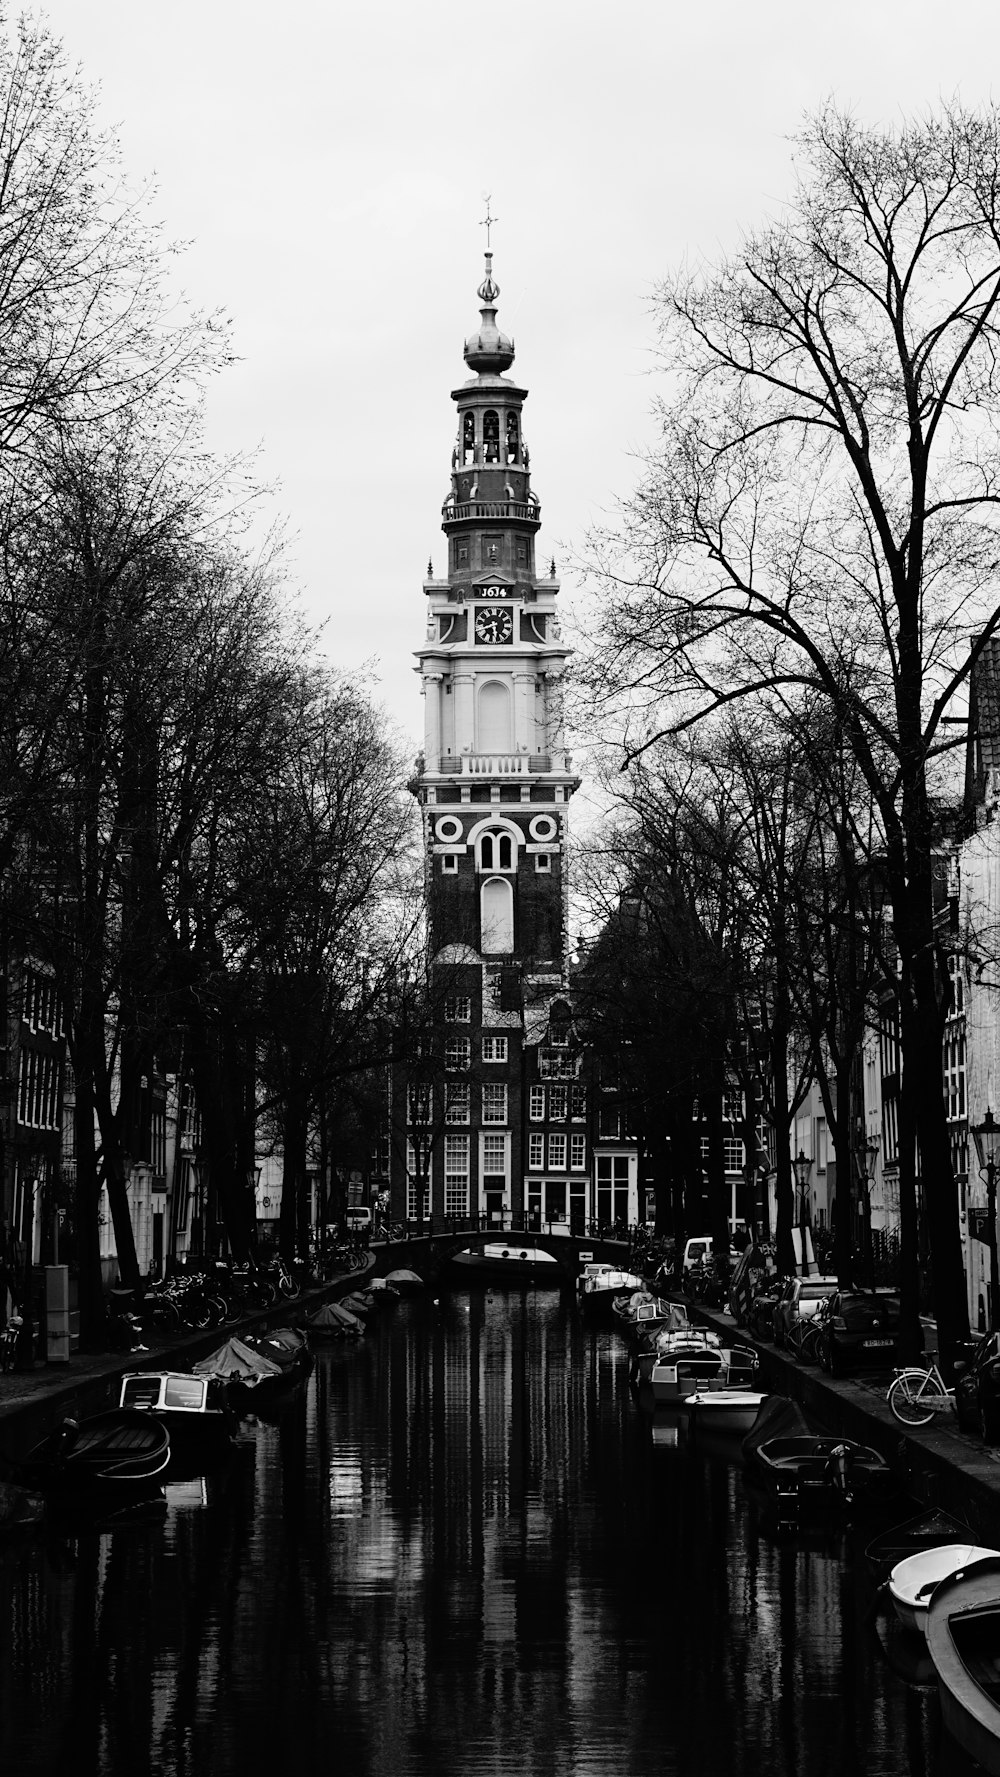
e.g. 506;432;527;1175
793;1148;813;1274
972;1108;1000;1331
853;1131;880;1287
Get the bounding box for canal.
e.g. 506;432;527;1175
0;1285;970;1776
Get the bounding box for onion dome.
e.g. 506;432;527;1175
464;252;515;374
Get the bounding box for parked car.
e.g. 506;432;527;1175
344;1206;372;1237
682;1236;713;1273
815;1288;906;1375
772;1276;839;1347
954;1333;1000;1441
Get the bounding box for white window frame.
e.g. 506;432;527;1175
529;1086;545;1121
570;1084;587;1122
441;855;458;873
444;997;471;1023
548;1085;567;1122
445;1082;471;1125
570;1133;587;1171
444;1135;470;1217
482;1082;508;1126
445;1035;471;1072
528;1132;544;1169
548;1133;567;1170
482;1035;508;1063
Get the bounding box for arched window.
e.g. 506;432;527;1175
506;412;519;462
483;409;500;463
481;877;514;954
477;826;516;873
462;413;475;465
477;679;511;754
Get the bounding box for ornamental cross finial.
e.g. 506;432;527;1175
481;196;498;251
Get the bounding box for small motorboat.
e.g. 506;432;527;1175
865;1507;973;1587
649;1332;756;1406
684;1389;770;1437
576;1266;646;1315
612;1294;688;1340
926;1554;1000;1773
118;1371;238;1469
307;1301;366;1338
744;1395;896;1512
7;1409;171;1504
446;1243;561;1284
889;1544;1000;1638
337;1291;376;1317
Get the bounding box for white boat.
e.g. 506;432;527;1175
447;1243;561;1284
577;1266;646;1313
684;1389;769;1435
890;1544;1000;1638
649;1329;726;1402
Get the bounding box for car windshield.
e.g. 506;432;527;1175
801;1284;836;1299
842;1294;900;1318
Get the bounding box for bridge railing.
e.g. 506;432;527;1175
375;1213;634;1245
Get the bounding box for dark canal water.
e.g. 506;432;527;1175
0;1286;977;1776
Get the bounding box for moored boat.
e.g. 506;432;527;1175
743;1395;896;1512
446;1243;561;1285
684;1389;770;1436
6;1409;171;1505
384;1268;425;1293
118;1371;237;1470
649;1332;757;1406
926;1555;1000;1773
307;1301;366;1337
612;1293;688;1340
577;1266;647;1315
865;1507;973;1586
193;1336;289;1409
889;1544;1000;1638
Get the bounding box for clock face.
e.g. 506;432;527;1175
475;607;513;645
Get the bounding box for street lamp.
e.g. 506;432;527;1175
972;1108;1000;1330
854;1131;880;1286
793;1148;813;1272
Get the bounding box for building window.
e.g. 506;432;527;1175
535;854;550;872
407;1083;433;1124
482;1035;508;1063
483;409;500;462
445;1036;471;1072
570;1134;587;1171
506;410;519;461
442;855;458;873
539;1049;575;1080
548;1085;567;1122
548;1134;567;1170
528;1132;544;1169
723;1137;745;1172
405;1139;431;1221
445;997;471;1022
479;830;515;872
482;1083;508;1125
599;1104;620;1140
444;1135;469;1216
529;1086;545;1121
462;412;475;463
481;878;514;954
482;1132;507;1198
445;1082;471;1125
570;1084;587;1121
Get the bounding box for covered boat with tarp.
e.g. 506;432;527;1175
193;1336;286;1409
307;1301;365;1338
385;1269;425;1293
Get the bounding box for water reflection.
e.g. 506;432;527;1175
0;1289;956;1775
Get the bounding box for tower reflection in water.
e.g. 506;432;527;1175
0;1290;944;1776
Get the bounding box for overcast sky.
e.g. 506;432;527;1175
20;0;1000;785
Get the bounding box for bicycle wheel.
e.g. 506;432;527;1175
888;1369;946;1427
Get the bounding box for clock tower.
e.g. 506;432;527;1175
396;244;582;1229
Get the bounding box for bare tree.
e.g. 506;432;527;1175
579;103;1000;1365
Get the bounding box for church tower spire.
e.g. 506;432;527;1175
399;234;581;1230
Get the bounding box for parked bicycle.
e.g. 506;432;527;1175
887;1360;955;1426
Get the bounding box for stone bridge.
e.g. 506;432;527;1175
368;1224;633;1286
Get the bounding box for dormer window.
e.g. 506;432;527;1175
479;829;514;872
483;409;500;463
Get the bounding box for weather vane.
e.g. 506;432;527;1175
480;196;498;251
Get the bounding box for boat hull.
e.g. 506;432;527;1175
685;1390;769;1436
927;1556;1000;1775
446;1245;561;1285
889;1545;1000;1638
